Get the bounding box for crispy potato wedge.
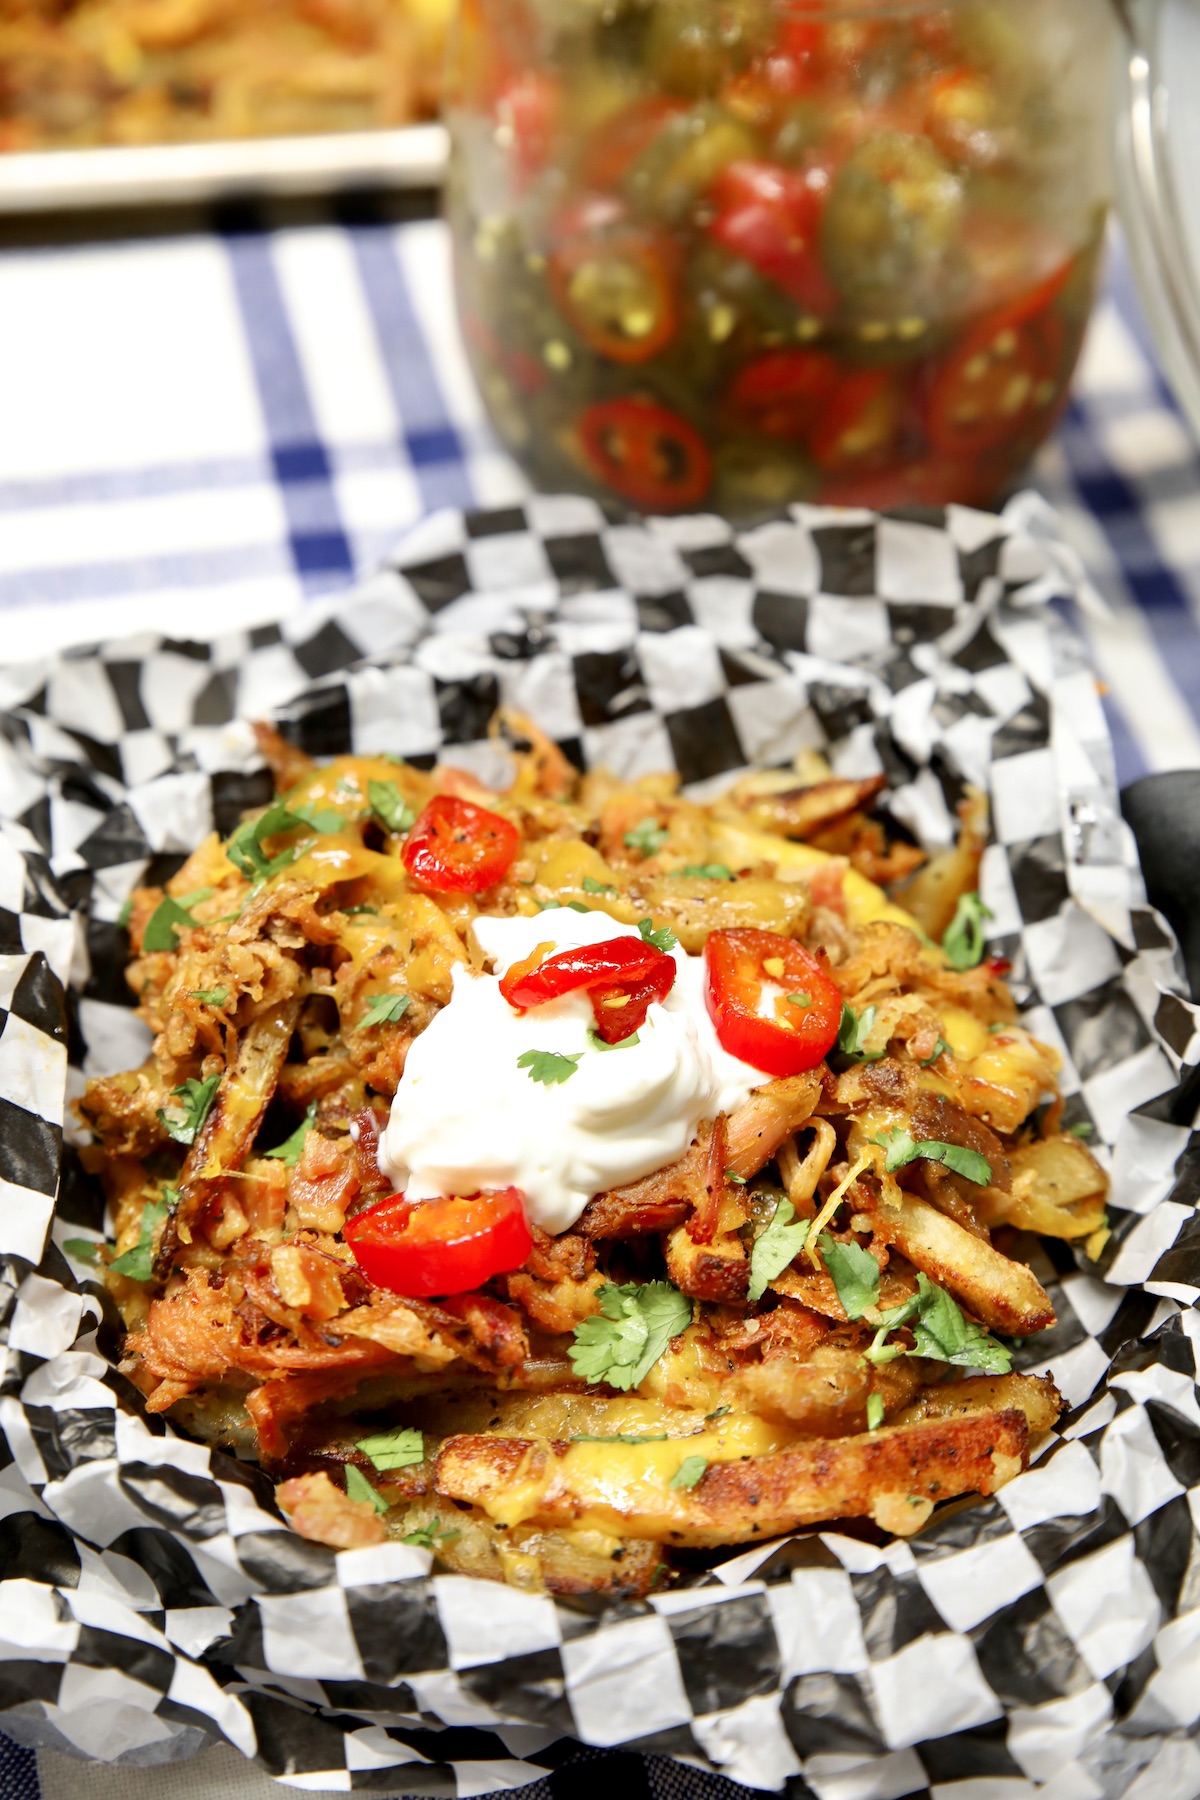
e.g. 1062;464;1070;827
868;1184;1055;1335
892;1373;1062;1436
992;1135;1108;1240
435;1408;1029;1546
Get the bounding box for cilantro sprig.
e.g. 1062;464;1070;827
836;1003;884;1063
157;1075;219;1147
143;897;198;953
864;1272;1011;1374
402;1520;461;1550
368;780;417;835
518;1048;583;1086
820;1237;884;1318
359;992;412;1029
263;1101;317;1166
624;818;669;856
356;1426;424;1471
637;917;678;954
748;1199;810;1303
669;1455;707;1491
569;1281;691;1390
874;1125;991;1186
942;892;992;971
226;800;340;882
109;1192;175;1282
190;987;229;1007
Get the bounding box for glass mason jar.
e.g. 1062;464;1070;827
445;0;1115;517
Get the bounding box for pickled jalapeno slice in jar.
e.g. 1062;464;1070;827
449;0;1109;513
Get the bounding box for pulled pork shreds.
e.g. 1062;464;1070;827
84;730;1101;1593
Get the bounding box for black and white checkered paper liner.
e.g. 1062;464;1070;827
1;493;1198;1799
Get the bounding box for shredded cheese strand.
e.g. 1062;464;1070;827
806;1150;872;1268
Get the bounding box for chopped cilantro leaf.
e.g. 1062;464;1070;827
941;891;993;971
1067;1120;1094;1139
568;1280;691;1390
345;1464;389;1515
402;1520;460;1550
669;1455;707;1490
62;1238;100;1265
343;904;379;916
836;1002;884;1063
368;780;417;835
356;1426;424;1471
570;1432;669;1444
874;1125;991;1186
537;899;593;913
864;1273;1011;1373
588;1026;641;1052
919;1037;952;1067
819;1236;881;1319
705;1404;731;1422
747;1199;810;1303
637;917;678;953
624;818;669;856
263;1101;317;1166
787;991;812;1009
518;1048;583;1086
680;863;734;881
226;799;338;881
116;898;133;929
190;987;228;1007
725;1170;747;1185
177;887;214;908
866;1393;885;1431
142;896;199;953
359;992;412;1029
109;1196;170;1282
582;875;618;896
157;1075;219;1147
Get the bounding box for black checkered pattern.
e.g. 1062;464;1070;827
0;497;1198;1797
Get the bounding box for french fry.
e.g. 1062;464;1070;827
434;1408;1029;1546
892;1373;1062;1435
867;1184;1056;1334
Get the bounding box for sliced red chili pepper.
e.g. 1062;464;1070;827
808;367;903;472
985;954;1013;978
495;72;559;182
704;928;842;1077
345;1188;532;1298
403;795;520;894
577;397;712;511
708;159;837;315
500;934;677;1042
549;227;677;364
725;347;841;439
924;272;1069;459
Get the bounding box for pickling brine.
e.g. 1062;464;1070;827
445;0;1113;515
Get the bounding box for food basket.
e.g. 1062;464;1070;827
0;493;1197;1796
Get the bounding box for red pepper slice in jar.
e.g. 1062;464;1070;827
808;367;903;472
577;397;712;510
924;270;1069;458
726;347;841;439
402;795;520;894
583;96;686;190
549;224;678;364
500;935;677;1041
345;1188;533;1298
708;159;837;315
704;928;842;1077
495;71;560;182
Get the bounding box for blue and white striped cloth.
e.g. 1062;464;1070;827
0;216;1197;785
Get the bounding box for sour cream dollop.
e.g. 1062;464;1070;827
378;908;765;1235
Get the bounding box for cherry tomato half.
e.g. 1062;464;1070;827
708;159;837;315
577;397;712;510
403;795;520;894
500;935;677;1041
924;269;1069;458
704;928;842;1077
549;227;677;364
345;1188;532;1298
